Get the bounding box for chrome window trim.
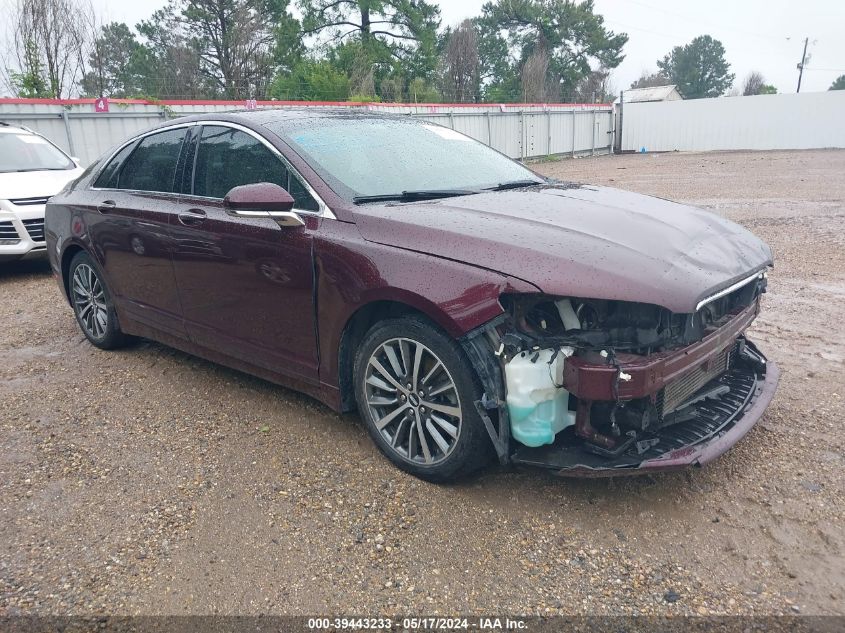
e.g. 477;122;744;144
695;270;765;312
90;120;335;220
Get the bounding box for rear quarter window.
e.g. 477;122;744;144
118;128;188;193
93;142;137;189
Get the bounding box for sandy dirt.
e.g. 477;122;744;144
1;149;843;617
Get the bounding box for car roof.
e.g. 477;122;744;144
0;122;33;134
169;107;409;129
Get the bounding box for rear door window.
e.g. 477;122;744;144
192;125;319;211
118;128;189;193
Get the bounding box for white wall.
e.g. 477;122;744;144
621;90;845;152
0;101;613;165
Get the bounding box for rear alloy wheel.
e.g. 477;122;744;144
354;317;491;481
69;251;129;350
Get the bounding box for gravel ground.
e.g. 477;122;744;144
1;149;843;617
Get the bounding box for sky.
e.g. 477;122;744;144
86;0;845;95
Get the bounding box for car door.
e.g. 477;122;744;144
169;123;321;382
88;125;192;337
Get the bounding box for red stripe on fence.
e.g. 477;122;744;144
0;97;611;108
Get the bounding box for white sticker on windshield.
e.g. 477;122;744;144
421;124;471;142
18;135;49;144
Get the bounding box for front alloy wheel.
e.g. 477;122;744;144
364;337;462;465
354;316;491;481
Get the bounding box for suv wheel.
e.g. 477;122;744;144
354;316;492;482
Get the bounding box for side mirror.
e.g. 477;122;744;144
223;182;303;227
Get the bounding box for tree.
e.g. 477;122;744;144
742;71;763;95
573;67;614;102
136;6;212;99
630;70;670;90
657;35;734;99
80;23;144;97
477;0;627;102
299;0;441;83
379;75;403;101
830;75;845;90
347;43;377;98
440;20;479;102
4;0;90;98
520;48;550;101
741;71;775;96
173;0;300;98
407;76;439;102
8;38;50;97
268;59;349;100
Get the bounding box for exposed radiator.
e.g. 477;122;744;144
659;346;732;415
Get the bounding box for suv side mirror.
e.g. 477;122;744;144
223;182;303;227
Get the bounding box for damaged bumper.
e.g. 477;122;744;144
636;359;779;473
513;351;779;476
463;303;780;477
561;301;759;402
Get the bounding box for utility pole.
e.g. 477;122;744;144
796;37;809;93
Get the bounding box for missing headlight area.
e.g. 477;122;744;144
461;272;775;475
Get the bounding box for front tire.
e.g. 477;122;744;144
68;251;129;350
353;316;492;482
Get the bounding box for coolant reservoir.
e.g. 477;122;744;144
505;348;576;447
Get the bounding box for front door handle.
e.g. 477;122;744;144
97;200;116;213
178;209;207;226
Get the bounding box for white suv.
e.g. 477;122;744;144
1;123;84;262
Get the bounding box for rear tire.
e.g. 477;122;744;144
68;251;130;350
353;316;492;482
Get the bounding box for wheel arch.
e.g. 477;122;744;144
335;295;466;413
59;243;87;303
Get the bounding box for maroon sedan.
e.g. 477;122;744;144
45;110;778;481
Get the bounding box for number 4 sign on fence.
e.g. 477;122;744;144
94;97;109;113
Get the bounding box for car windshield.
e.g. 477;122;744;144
0;131;75;173
269;117;542;202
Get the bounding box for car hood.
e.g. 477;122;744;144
0;168;84;201
353;185;773;314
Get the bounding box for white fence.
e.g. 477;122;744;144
0;100;614;166
621;90;845;152
6;92;842;165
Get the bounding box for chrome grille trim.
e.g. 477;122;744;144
9;196;49;206
695;271;764;312
0;220;19;235
22;218;45;242
0;220;21;244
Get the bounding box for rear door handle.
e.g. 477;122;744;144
178;209;207;226
97;200;116;213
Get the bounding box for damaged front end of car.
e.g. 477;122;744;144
461;271;780;476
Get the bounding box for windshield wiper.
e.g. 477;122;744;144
353;189;477;204
484;179;545;191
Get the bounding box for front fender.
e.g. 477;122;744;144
314;222;537;391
